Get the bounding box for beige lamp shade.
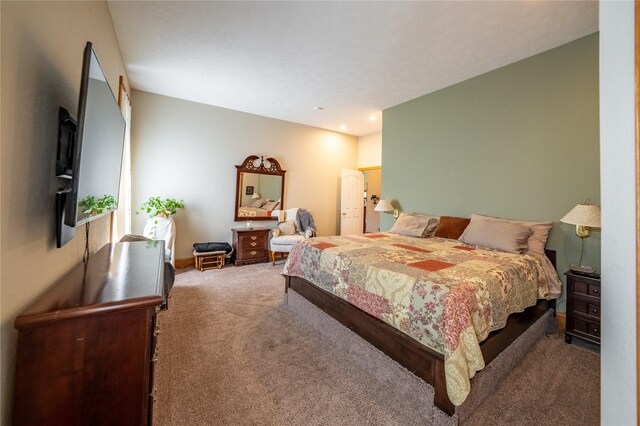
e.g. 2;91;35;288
251;193;261;199
374;199;395;213
560;203;601;228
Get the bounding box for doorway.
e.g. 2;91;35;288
362;168;381;233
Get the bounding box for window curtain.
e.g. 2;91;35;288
111;76;132;242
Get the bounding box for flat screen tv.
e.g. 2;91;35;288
65;42;126;228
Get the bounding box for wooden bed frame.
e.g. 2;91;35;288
283;250;556;416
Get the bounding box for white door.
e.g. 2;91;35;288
340;169;364;235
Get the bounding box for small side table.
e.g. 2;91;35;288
231;227;271;266
564;270;601;345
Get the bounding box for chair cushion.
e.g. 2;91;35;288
271;234;305;248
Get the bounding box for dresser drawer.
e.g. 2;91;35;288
239;234;267;249
570;299;600;319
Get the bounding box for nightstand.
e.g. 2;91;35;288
231;227;271;266
564;270;601;345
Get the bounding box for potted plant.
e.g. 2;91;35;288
79;194;118;216
137;197;185;222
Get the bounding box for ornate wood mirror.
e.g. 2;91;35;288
235;155;286;221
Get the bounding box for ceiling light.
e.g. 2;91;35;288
368;114;377;121
339;125;347;131
314;106;324;112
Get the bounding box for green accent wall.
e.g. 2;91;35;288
381;33;600;312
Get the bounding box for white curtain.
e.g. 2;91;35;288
111;76;132;242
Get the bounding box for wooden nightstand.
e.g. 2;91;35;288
565;270;601;345
231;227;271;266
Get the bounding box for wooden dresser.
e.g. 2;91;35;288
231;227;271;266
565;270;601;345
13;241;165;426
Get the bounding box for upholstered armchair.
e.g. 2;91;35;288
270;208;315;265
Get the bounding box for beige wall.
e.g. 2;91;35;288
0;2;128;423
357;131;382;168
130;90;358;259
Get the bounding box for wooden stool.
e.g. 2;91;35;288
193;250;226;271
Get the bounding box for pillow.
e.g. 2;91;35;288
263;201;279;210
278;221;297;235
434;216;470;239
468;214;553;255
420;215;440;238
389;213;438;238
459;220;531;253
250;198;266;208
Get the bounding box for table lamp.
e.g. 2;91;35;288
560;200;601;274
374;199;398;218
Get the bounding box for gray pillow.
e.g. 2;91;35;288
468;214;552;255
251;198;266;208
459;220;531;253
278;221;297;235
389;213;439;238
263;200;279;210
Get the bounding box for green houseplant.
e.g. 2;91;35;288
137;197;185;220
79;194;118;216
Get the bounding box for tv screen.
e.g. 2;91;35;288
65;42;126;227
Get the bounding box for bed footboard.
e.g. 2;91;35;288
284;274;549;417
285;275;455;415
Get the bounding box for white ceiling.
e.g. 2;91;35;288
108;1;598;136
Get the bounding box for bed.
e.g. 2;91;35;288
282;232;558;415
237;206;276;217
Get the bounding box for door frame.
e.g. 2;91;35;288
635;0;640;416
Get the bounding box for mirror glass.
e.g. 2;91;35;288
235;156;286;221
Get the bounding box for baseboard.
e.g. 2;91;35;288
556;312;566;331
175;257;193;269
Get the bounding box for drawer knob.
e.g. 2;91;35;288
593;289;599;294
593;328;599;333
592;308;598;314
251;236;257;240
250;251;257;255
251;242;257;247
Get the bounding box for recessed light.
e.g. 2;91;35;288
314;106;324;112
339;125;347;131
368;114;377;121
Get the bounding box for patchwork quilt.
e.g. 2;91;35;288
282;233;552;406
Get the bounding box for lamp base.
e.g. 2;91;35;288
569;264;599;277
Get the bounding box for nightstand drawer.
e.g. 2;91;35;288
239;249;267;260
570;280;600;299
239;234;267;249
568;317;600;342
571;299;600;319
565;270;601;346
232;228;271;266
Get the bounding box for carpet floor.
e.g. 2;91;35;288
153;263;600;425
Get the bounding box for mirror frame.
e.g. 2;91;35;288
234;155;286;221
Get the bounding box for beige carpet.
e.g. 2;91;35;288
153;263;600;425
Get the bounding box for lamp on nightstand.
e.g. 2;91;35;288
251;193;261;199
560;200;601;274
375;199;399;219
